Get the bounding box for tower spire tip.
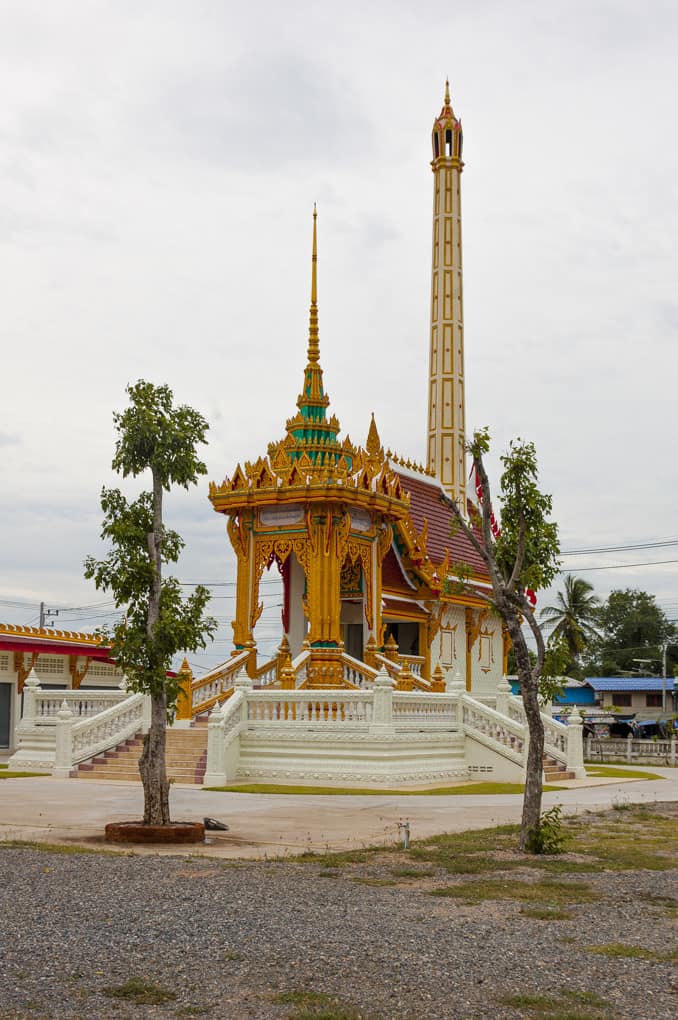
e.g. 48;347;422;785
444;78;451;106
307;204;319;364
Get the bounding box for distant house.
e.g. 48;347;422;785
508;675;676;716
585;677;676;715
0;624;120;753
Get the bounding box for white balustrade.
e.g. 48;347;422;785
291;649;310;687
401;655;424;677
461;693;526;764
254;658;278;687
33;690;126;723
53;692;148;777
392;693;458;728
246;690;375;726
190;650;249;714
341;653;379;688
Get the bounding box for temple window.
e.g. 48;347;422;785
445;129;453;157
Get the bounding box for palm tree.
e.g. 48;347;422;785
541;575;601;670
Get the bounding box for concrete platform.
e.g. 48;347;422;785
0;766;675;859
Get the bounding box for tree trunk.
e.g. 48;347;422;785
139;689;170;825
138;466;171;825
504;611;545;851
519;673;545;850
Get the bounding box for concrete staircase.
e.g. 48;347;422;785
76;725;208;785
543;754;575;783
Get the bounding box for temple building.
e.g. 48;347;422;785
208;84;507;698
6;85;584;787
0;625;121;754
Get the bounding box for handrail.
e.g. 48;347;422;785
290;649;310;686
190;651;249;716
507;694;568;765
254;657;278;687
374;654;401;680
32;690;127;724
55;692;148;773
461;692;526;766
246;688;375;726
341;652;379;688
400;654;425;677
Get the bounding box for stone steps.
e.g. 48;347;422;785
543;754;575;782
76;728;208;785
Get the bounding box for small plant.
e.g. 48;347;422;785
102;977;176;1005
525;805;566;854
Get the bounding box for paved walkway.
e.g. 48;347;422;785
0;767;676;858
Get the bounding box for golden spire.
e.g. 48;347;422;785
366;412;382;457
444;78;451;106
308;204;319;364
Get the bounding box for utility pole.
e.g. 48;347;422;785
38;602;59;629
662;641;668;713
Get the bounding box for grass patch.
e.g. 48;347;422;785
584;765;662;780
295;850;371;867
0;839;121;856
274;992;336;1007
430;877;599;906
0;771;46;779
586;942;678;962
102;977;176;1005
203;781;563;795
570;809;678;871
390;867;436;878
520;906;574;920
290;804;677;882
352;877;397;887
272;990;367;1020
500;988;612;1018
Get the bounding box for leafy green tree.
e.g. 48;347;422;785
583;588;677;677
540;574;600;678
85;381;217;825
449;428;560;852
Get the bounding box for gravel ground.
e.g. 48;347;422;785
0;824;676;1020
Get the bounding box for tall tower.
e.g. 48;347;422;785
426;81;466;507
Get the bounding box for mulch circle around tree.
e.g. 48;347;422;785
105;821;205;845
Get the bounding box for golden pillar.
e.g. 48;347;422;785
426;81;466;506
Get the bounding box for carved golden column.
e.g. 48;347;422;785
305;507;348;687
13;651;38;695
175;658;194;721
501;625;512;676
68;655;91;691
227;512;258;677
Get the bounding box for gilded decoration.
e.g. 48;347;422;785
478;626;496;673
209;201;493;694
340;560;362;598
13;651;38;695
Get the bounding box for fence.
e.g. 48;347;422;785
585;735;677;765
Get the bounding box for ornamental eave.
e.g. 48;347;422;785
209;483;410;521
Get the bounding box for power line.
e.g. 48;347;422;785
562;538;678;556
565;558;678;573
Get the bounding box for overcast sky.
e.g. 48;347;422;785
1;0;676;670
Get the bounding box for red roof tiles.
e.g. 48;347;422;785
395;472;489;579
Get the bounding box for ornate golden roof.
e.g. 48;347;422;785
210;212;410;520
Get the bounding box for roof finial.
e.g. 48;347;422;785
444;78;451;106
366;411;382;457
308;204;319;364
